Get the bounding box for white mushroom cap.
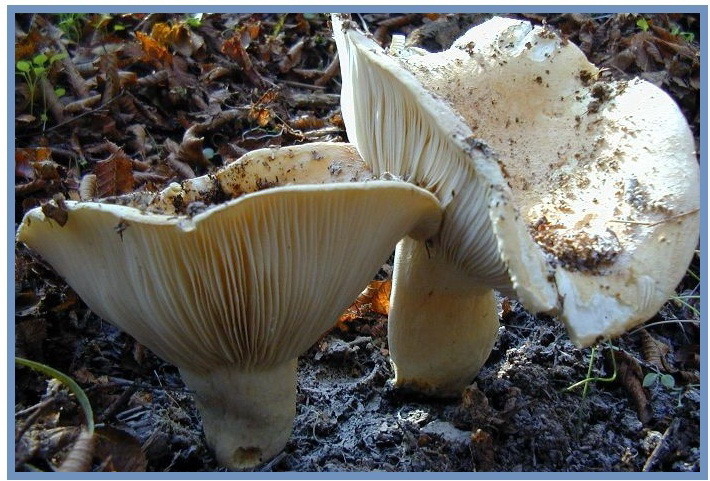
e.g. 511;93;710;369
334;15;698;349
17;142;442;468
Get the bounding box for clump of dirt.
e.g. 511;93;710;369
530;216;622;272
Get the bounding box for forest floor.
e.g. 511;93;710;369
13;12;701;473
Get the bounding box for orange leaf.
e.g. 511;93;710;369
246;22;261;40
370;279;392;316
150;22;189;47
16;147;52;179
15;30;42;61
249;106;272;127
337;279;392;327
135;31;172;66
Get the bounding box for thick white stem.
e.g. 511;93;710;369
180;359;297;470
389;237;500;397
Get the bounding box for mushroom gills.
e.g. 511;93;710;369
16;143;443;469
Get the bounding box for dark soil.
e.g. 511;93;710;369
13;12;701;473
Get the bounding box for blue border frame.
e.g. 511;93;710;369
7;5;708;480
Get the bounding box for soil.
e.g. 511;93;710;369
13;12;701;473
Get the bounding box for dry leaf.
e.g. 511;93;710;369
245;21;261;41
16;147;52;180
41;196;69;227
94;427;148;472
279;39;305;73
613;350;651;425
72;367;97;384
94;148;135;197
471;429;495;471
150;22;183;46
254;88;279;106
15;30;43;61
222;32;264;87
150;21;203;57
291;114;325;130
639;329;672;372
248;107;272;127
337;280;392;326
135;31;172;66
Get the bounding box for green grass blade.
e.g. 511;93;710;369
15;357;94;434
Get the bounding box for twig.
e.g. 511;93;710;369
107;376;192;393
98;385;138;423
642;418;680;471
608;209;699;227
627;319;699;336
281;79;326;90
41;91;125;134
258;451;288;471
15;396;57;441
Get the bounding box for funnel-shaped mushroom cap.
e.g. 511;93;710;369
17;142;442;467
334;15;699;346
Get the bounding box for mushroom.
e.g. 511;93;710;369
333;15;699;395
17;142;442;469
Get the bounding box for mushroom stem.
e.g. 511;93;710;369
389;237;500;397
180;359;297;470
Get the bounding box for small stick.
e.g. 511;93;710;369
258;451;288;471
15;396;56;441
642;418;679;471
42;92;124;133
99;384;138;423
281;79;326;90
608;209;699;227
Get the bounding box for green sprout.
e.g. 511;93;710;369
57;13;86;42
566;341;618;398
16;52;66;117
670;23;695;42
185;13;204;29
15;357;94;434
636;17;650;32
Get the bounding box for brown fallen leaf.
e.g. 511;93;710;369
279;39;305;73
249;106;272;127
471;429;495;471
150;21;204;57
291;114;325;131
79;174;97;201
15;29;43;61
16;147;52;180
94;147;135;197
99;53;120;105
94;426;148;472
612;349;652;425
41;195;69;227
222;31;265;87
639;329;673;372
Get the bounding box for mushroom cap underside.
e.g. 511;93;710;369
18;175;442;373
333;15;700;345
